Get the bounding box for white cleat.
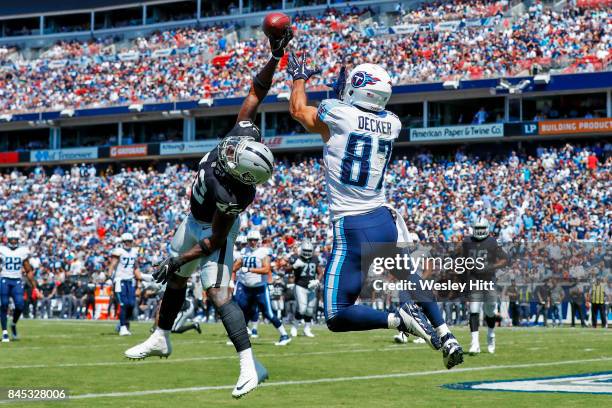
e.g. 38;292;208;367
303;327;315;338
487;333;496;354
290;326;298;337
226;339;234;346
1;331;9;343
124;331;172;359
394;332;408;344
469;342;481;355
274;335;291;346
412;337;426;344
232;358;268;399
119;326;132;336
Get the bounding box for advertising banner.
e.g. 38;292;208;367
30;147;98;163
263;134;323;150
0;151;19;164
410;124;503;141
538;118;612;135
159;140;219;156
110;144;148;158
504;122;539;136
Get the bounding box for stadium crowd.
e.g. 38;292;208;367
0;142;609;322
0;1;610;113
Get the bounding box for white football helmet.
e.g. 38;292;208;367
300;240;314;259
247;230;261;242
6;230;20;249
343;63;392;112
236;235;248;245
121;233;134;242
472;218;490;240
218;136;274;185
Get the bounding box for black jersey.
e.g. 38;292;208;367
290;255;320;288
462;236;506;281
190;148;256;223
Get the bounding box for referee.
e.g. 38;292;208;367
590;277;607;329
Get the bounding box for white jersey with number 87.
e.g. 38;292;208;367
317;99;401;220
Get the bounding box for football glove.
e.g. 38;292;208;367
152;256;182;284
307;279;320;290
269;27;293;59
292;258;306;269
286;52;321;82
330;66;347;99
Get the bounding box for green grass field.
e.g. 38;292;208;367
0;320;610;407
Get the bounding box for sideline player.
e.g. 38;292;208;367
109;233;151;336
0;231;34;342
124;27;292;398
286;53;463;369
288;240;323;337
465;218;507;354
233;230;291;346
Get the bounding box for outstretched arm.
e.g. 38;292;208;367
236;28;293;123
286;52;330;142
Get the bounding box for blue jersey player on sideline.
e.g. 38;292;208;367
286;53;464;369
233;230;291;346
0;231;35;342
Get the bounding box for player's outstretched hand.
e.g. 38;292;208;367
269;27;293;59
153;256;182;284
286;52;321;82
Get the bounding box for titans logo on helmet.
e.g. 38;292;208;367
351;71;380;88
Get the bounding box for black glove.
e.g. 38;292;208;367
152;256;182;284
269;27;293;59
331;66;347;99
286;52;321;82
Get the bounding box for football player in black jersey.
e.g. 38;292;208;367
124;27;293;399
288;240;323;337
463;218;508;355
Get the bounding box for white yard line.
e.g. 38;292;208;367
42;357;612;401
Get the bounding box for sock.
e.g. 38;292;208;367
416;302;445;328
469;313;480;333
326;305;389;332
219;301;251;353
251;321;259;332
238;348;255;371
487;327;495;338
435;323;450;338
304;322;311;331
155;327;170;338
158;286;187;330
471;331;479;345
12;308;22;325
278;325;287;336
388;313;400;329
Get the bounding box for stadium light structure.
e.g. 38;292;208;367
0;114;12;122
534;74;551;85
128;103;144;112
276;92;290;101
198;98;214;107
60;108;75;118
494;78;533;95
442;80;460;90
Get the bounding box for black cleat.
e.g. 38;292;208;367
441;333;464;369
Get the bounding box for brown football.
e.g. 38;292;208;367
262;12;291;38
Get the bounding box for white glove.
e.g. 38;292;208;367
229;279;235;289
308;279;320;290
293;258;305;269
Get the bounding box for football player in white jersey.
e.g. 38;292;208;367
233;230;291;346
286;54;464;369
0;231;35;342
109;233;151;336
